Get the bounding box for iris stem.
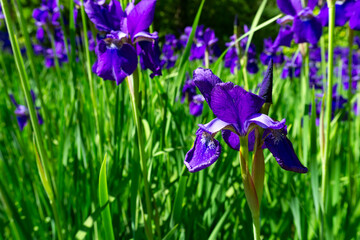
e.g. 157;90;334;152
205;49;210;68
127;69;154;240
239;137;260;240
346;27;355;209
322;0;335;237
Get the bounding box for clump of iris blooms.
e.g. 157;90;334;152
275;0;322;46
9;90;43;131
184;66;307;173
260;37;285;66
224;25;259;75
310;84;348;125
181;75;205;117
180;25;221;65
160;34;180;69
32;0;68;68
281;53;302;79
84;0;161;85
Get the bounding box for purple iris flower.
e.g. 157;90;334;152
318;0;355;27
276;0;322;45
85;0;161;85
224;26;259;75
180;25;220;63
181;75;205;117
281;53;302;79
311;84;347;125
224;35;240;74
184;66;307;173
260;37;285;65
161;34;179;69
9;90;43;131
349;1;360;30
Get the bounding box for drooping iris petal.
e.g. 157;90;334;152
93;39;137;85
184;129;222;172
193;68;222;106
293;11;322;44
264;128;308;173
247;58;259;74
273;25;294;48
210;82;265;135
133;31;158;43
276;0;302;16
189;95;205;116
16;116;28;131
137;39;162;78
221;130;240;151
127;0;156;38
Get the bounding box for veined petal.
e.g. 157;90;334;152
264;128;308;173
127;0;156;37
193;68;222;106
184;129;221;172
210;82;264;135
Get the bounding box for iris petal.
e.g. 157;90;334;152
184;129;221;172
193;68;222;106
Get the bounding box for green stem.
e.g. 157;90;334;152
322;0;335;237
239;136;260;239
252;215;261;240
126;69;154;240
80;0;103;158
347;27;355;209
205;48;210;68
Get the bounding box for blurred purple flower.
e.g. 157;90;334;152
85;0;161;85
9;90;43;131
281;53;302;79
260;37;285;65
181;75;205;116
276;0;322;45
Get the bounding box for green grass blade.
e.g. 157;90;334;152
99;154;115;240
212;13;282;74
245;0;268;55
162;224;178;240
208;208;230;240
174;0;205;101
170;173;188;228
